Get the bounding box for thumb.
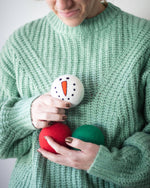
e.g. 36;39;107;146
65;137;87;151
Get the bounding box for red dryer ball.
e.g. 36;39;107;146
39;122;72;154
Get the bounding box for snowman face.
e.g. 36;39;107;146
50;75;84;107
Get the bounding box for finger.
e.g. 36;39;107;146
49;108;65;115
65;137;88;151
43;94;72;109
38;105;65;115
37;147;59;160
44;136;71;155
37;148;72;167
37;113;67;122
52;97;72;109
32;120;50;129
59;108;66;114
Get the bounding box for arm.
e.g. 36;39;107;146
0;38;71;159
37;65;150;188
87;72;150;187
0;40;37;159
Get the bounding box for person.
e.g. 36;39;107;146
0;0;150;187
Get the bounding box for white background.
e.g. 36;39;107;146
0;0;150;187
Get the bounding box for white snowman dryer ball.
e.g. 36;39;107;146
50;75;84;107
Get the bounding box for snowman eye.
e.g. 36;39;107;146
66;77;70;79
59;78;62;81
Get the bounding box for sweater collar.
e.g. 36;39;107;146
46;3;121;36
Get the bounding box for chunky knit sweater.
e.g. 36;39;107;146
0;3;150;188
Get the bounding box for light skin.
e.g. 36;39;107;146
32;94;100;170
38;136;100;170
32;0;106;170
31;93;70;128
46;0;106;27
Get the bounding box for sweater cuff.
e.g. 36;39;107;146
87;145;114;180
3;96;39;133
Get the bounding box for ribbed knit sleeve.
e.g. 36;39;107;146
1;3;150;187
88;57;150;187
0;39;37;159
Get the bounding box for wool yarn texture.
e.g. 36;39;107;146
0;3;150;188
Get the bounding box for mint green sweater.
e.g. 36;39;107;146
0;3;150;188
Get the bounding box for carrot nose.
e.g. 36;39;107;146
61;81;67;96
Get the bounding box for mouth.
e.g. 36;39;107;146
58;9;80;18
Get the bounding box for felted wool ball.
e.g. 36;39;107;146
50;75;84;107
72;125;105;149
39;122;72;154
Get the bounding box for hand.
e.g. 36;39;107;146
37;137;100;170
31;93;71;129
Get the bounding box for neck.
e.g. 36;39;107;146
46;3;121;36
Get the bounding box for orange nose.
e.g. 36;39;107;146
61;81;67;96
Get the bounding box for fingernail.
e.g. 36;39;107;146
48;121;54;126
66;103;71;108
65;137;73;143
63;116;67;120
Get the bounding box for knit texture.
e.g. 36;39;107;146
0;3;150;188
